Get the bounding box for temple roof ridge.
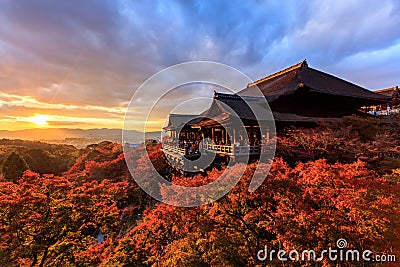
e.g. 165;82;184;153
247;60;307;88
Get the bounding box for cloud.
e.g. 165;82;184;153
0;93;125;130
0;0;399;130
46;120;95;127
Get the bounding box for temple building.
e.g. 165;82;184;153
162;60;392;169
240;60;390;126
374;86;400;115
375;86;399;99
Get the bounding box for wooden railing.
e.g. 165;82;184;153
163;143;261;157
233;145;260;155
162;144;186;156
202;143;233;155
201;143;260;156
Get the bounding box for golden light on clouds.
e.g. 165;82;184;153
0;93;127;113
0;92;174;131
0;93;127;130
0;0;399;134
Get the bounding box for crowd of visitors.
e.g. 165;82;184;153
164;133;262;156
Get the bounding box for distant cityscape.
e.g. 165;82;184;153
0;128;161;148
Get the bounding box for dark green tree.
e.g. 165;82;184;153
1;151;29;182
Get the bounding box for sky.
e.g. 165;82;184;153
0;0;399;131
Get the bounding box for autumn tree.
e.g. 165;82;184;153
276;118;400;174
0;170;131;266
2;136;399;266
103;159;400;266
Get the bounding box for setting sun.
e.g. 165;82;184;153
27;114;50;126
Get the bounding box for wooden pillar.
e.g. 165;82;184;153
226;129;229;144
222;129;225;144
233;128;236;144
211;128;215;142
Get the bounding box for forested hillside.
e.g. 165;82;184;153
1;117;399;266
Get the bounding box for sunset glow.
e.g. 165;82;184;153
26;114;50;127
0;1;398;132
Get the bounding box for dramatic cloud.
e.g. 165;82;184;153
0;0;399;130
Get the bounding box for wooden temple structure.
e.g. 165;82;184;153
375;86;400;112
162;60;392;168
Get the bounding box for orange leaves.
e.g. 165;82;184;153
104;157;400;266
276;122;400;175
2;131;400;265
0;169;132;266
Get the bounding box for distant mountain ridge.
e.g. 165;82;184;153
0;128;161;144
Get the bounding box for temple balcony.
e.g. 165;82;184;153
161;142;261;158
201;143;260;156
161;143;186;156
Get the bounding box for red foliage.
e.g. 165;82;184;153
2;130;400;266
104;159;400;266
0;170;131;266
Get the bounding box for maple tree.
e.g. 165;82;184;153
276;117;400;174
1;117;400;266
0;170;131;266
101;159;400;266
